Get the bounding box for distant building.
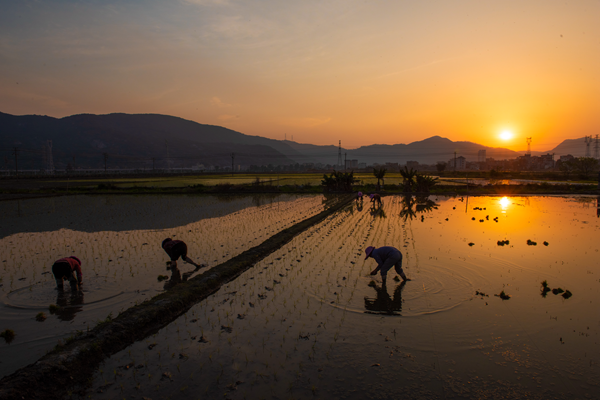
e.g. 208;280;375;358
559;154;575;163
406;161;419;169
478;149;486;163
540;153;555;170
358;162;367;169
385;162;399;171
448;156;466;170
345;159;358;169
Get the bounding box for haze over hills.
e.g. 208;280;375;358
0;112;592;170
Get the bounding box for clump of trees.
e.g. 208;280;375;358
557;157;599;180
321;171;358;192
400;166;438;193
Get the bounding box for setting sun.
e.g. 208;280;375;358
499;130;514;141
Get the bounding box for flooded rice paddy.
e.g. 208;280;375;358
0;194;325;377
63;194;600;400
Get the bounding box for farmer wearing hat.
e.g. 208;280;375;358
370;193;382;207
52;256;83;290
365;246;410;285
161;238;205;270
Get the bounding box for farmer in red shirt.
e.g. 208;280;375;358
52;256;83;290
162;238;206;270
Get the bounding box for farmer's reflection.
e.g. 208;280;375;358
163;265;201;290
364;281;406;315
54;289;84;321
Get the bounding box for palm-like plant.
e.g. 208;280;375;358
321;171;358;192
415;174;438;193
400;166;417;192
373;167;387;190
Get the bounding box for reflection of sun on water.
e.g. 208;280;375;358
499;196;510;213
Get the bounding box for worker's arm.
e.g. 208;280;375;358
370;261;382;275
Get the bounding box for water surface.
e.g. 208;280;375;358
80;195;600;399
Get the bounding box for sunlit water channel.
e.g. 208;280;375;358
0;194;325;377
69;194;600;400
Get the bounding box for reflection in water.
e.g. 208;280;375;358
399;195;439;221
370;203;387;219
364;281;406;315
500;196;510;212
163;265;200;290
54;289;84;322
356;197;364;212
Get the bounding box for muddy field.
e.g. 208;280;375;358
64;195;600;400
0;194;325;377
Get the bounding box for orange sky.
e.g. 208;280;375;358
1;1;599;151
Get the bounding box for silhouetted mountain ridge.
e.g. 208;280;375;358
0;111;591;169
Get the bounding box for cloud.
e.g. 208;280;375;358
210;97;231;107
218;114;239;121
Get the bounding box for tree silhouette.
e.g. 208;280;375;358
373;167;387;190
399;166;417;192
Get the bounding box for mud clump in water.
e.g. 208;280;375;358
495;291;511;300
48;304;62;314
1;328;16;344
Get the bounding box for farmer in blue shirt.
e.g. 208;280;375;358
365;246;410;285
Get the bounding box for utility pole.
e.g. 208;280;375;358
453;151;457;172
165;140;170;172
337;140;342;169
584;136;592;158
231;153;235;177
526;137;532;156
103;153;108;172
13;147;19;177
344;153;347;172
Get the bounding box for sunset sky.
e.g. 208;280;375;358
1;0;599;151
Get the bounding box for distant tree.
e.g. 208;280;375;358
435;162;447;172
373;167;387;190
399;166;417;192
573;157;599;180
415;174;438;193
321;171;358;192
558;160;575;179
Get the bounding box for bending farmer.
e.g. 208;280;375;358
370;193;382;207
365;246;410;285
162;238;206;270
52;256;82;290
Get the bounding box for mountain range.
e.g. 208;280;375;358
0;112;592;170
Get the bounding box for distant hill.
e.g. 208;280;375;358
344;136;521;165
0;111;591;169
540;137;597;158
0;112;299;169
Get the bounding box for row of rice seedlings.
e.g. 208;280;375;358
0;196;325;295
85;205;369;398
